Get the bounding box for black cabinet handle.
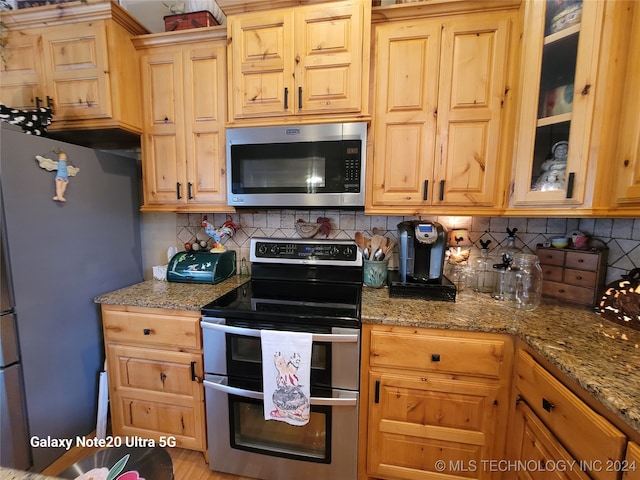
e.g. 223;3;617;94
423;180;429;201
284;87;289;110
143;328;151;335
176;182;182;200
374;380;380;404
46;96;54;110
542;397;555;412
439;180;445;201
191;361;197;381
581;84;591;95
298;87;302;109
188;182;193;199
431;353;441;362
566;172;575;199
35;96;42;109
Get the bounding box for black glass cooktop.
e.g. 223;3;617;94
201;279;362;328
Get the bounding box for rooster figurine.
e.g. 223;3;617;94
202;215;240;252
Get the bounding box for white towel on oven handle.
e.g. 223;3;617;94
260;329;313;426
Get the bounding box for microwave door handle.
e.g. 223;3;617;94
200;321;359;343
203;377;357;407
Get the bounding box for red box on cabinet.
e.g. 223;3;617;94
164;11;218;31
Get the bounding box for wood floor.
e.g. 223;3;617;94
41;442;256;480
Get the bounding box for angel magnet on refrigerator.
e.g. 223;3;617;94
35;150;79;202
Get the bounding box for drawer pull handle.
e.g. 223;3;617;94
143;328;151;335
431;353;441;362
191;361;200;382
558;289;565;293
374;380;380;404
578;259;584;263
542;398;555;412
576;275;582;280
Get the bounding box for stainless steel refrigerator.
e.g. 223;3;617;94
0;125;143;472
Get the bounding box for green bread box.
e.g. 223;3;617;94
166;250;236;284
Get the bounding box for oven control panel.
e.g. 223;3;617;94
250;238;361;265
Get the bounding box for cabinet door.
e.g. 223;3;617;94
294;1;364;114
0;30;45;110
370;18;441;206
435;11;512;206
614;3;640;204
623;442;640;480
509;400;590;480
512;0;603;206
367;372;504;480
370;10;512;209
140;50;186;205
228;10;295;119
41;22;112;120
107;344;205;451
184;44;228;205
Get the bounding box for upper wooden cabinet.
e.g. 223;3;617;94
611;2;640;209
367;4;518;215
0;1;148;148
509;0;636;215
227;0;370;123
133;28;233;212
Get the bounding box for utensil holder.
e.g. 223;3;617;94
363;259;389;288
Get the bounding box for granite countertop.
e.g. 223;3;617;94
94;277;640;437
94;276;250;310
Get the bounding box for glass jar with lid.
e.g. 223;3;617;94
508;253;543;311
474;239;497;293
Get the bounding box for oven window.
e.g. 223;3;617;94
229;336;331;385
230;394;331;463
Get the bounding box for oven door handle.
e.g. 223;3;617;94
200;321;359;343
203;377;357;407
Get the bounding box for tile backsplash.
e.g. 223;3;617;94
176;211;640;284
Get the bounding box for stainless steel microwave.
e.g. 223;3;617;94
226;122;367;208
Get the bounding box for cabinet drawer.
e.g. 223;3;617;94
566;251;599;271
564;268;597;287
102;308;201;349
109;344;202;397
537;248;565;266
369;330;506;379
112;395;204;451
516;350;625;480
540;264;563;282
542;281;595;305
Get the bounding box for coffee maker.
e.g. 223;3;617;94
389;220;456;301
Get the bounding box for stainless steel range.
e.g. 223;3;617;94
200;237;363;480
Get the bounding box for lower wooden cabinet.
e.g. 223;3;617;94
511;400;590;480
359;325;514;480
623;442;640;480
509;349;626;480
102;305;206;453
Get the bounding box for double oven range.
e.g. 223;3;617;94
200;237;363;480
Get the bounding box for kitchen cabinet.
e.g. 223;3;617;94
359;324;513;480
612;2;640;208
133;28;233;212
367;4;518;215
226;0;370;123
102;305;206;453
509;0;634;214
509;349;625;480
536;245;608;307
0;1;148;147
623;442;640;480
510;400;591;480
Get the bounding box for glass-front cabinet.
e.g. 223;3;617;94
512;0;602;207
